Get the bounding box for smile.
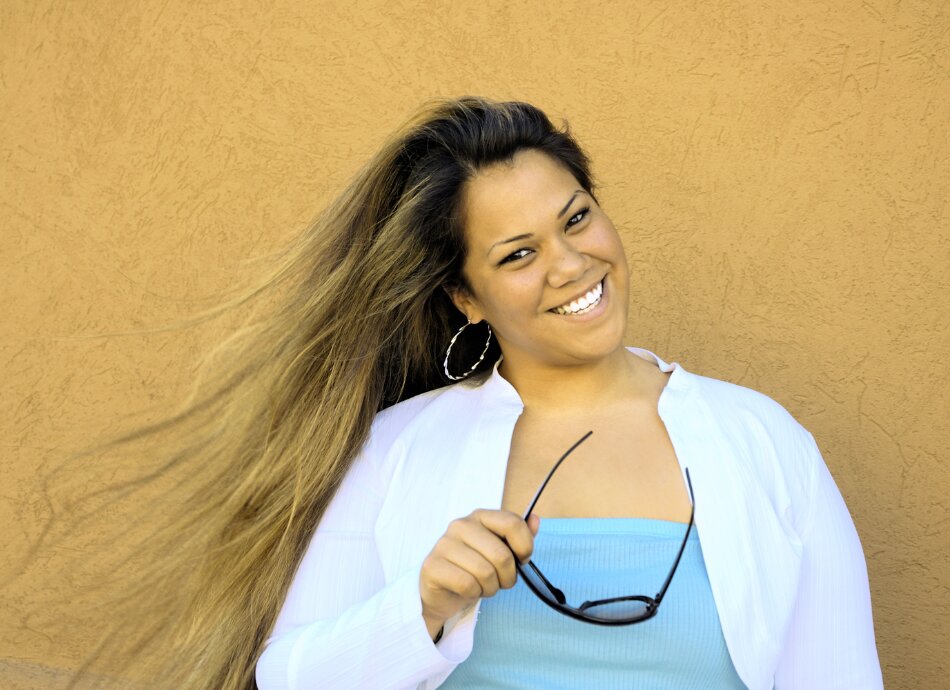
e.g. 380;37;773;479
550;280;604;316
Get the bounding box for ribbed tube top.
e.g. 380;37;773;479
440;518;747;689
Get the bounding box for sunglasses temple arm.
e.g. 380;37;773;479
654;467;695;606
522;430;594;520
528;562;567;605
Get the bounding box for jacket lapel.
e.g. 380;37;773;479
654;352;802;690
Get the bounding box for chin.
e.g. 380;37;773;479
548;337;628;367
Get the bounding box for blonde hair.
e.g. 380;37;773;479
52;96;595;688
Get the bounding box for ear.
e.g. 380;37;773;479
443;283;484;324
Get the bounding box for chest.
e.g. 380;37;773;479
500;402;693;522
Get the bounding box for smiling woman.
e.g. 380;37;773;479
71;98;883;690
252;99;881;689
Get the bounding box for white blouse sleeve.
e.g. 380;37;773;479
254;426;462;690
773;433;884;689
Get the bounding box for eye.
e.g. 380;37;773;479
567;207;590;228
499;248;532;265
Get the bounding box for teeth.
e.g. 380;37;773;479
552;281;603;315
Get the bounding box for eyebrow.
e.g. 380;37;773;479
557;190;583;219
486;189;585;256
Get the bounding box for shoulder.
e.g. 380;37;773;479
356;380;481;478
676;366;813;449
635;346;813;449
692;371;804;433
324;382;475;517
370;380;477;445
673;366;823;521
369;385;451;445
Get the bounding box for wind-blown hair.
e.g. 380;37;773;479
65;97;595;688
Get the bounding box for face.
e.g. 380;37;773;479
450;148;630;372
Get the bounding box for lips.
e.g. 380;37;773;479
550;280;604;316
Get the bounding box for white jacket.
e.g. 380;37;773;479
256;348;883;690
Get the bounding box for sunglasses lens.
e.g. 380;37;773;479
520;562;560;600
579;597;652;621
520;561;654;623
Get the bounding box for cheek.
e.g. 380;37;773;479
597;222;627;265
495;273;544;314
474;272;548;330
462;269;533;322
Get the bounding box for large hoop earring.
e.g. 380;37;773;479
443;320;493;381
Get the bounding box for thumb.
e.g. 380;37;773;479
526;512;541;535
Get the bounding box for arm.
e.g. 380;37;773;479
254;438;464;690
773;433;884;689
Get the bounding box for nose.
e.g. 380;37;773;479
547;236;589;288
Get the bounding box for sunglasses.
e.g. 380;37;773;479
512;430;695;625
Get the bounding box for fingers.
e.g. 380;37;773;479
441;540;504;596
526;512;541;536
421;556;484;602
419;509;538;628
447;523;519;591
467;509;536;564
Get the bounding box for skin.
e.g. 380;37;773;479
418;149;686;641
451;149;633;397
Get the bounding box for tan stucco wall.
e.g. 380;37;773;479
2;2;947;687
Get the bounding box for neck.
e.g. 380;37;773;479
497;346;658;416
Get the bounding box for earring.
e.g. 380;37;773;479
443;320;493;381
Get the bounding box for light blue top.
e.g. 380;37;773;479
441;518;748;689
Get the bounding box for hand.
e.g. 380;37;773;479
419;509;541;640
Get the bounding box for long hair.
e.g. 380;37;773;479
59;96;595;688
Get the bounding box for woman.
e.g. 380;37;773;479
247;99;882;689
71;97;880;690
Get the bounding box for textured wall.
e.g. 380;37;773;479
2;1;947;687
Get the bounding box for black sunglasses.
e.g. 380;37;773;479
512;431;695;626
